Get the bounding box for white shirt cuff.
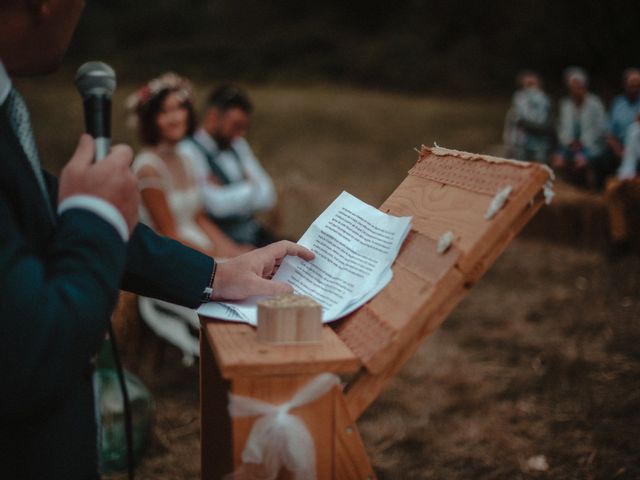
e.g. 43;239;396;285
57;195;129;242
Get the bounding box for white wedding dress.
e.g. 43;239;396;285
132;150;210;365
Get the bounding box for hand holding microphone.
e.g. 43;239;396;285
58;135;139;233
58;62;139;233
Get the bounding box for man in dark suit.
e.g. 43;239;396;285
0;1;313;478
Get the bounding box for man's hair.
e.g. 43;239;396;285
516;69;541;87
137;88;196;146
206;85;253;114
564;66;588;86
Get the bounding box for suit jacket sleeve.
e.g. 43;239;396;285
0;190;128;424
121;222;213;308
44;171;214;309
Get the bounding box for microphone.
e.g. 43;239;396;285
74;61;116;162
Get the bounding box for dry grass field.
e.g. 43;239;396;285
14;73;640;479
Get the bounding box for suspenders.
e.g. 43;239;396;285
188;136;254;227
189;136;244;185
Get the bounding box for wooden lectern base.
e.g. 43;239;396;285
257;294;323;344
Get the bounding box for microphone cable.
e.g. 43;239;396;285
107;321;135;480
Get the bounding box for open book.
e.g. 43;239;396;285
198;191;412;325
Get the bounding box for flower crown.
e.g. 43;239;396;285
125;72;193;126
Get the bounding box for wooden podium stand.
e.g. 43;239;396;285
199;146;551;479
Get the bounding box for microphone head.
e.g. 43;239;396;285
74;61;116;99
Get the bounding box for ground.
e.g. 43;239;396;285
15;75;639;479
361;240;640;480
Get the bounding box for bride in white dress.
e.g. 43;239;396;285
127;73;250;364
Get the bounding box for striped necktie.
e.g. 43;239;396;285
5;87;54;220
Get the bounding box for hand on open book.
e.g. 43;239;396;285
211;241;315;301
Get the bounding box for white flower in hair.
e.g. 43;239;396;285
124;72;193;128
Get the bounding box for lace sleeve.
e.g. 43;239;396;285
132;151;170;191
137;176;167;190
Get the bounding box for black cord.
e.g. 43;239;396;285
107;322;135;480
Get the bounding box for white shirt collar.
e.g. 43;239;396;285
194;128;219;153
0;60;12;106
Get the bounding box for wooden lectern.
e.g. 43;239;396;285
199;146;551;479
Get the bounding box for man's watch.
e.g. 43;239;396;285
201;259;217;303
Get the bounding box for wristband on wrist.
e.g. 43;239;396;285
201;259;217;303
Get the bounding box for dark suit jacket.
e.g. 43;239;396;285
0;101;213;479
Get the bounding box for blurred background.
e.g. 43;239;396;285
71;0;640;95
13;1;640;478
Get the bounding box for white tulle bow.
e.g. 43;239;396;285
226;373;340;480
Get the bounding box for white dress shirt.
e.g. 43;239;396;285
178;129;276;218
557;93;608;159
0;60;128;241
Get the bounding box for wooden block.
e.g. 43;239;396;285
257;294;323;344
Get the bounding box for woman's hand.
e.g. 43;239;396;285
211;241;315;300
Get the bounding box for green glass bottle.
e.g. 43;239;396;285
93;336;154;475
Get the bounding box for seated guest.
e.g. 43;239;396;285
605;112;640;257
179;85;278;247
127;73;249;364
503;70;553;163
552;67;609;189
607;68;640;165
